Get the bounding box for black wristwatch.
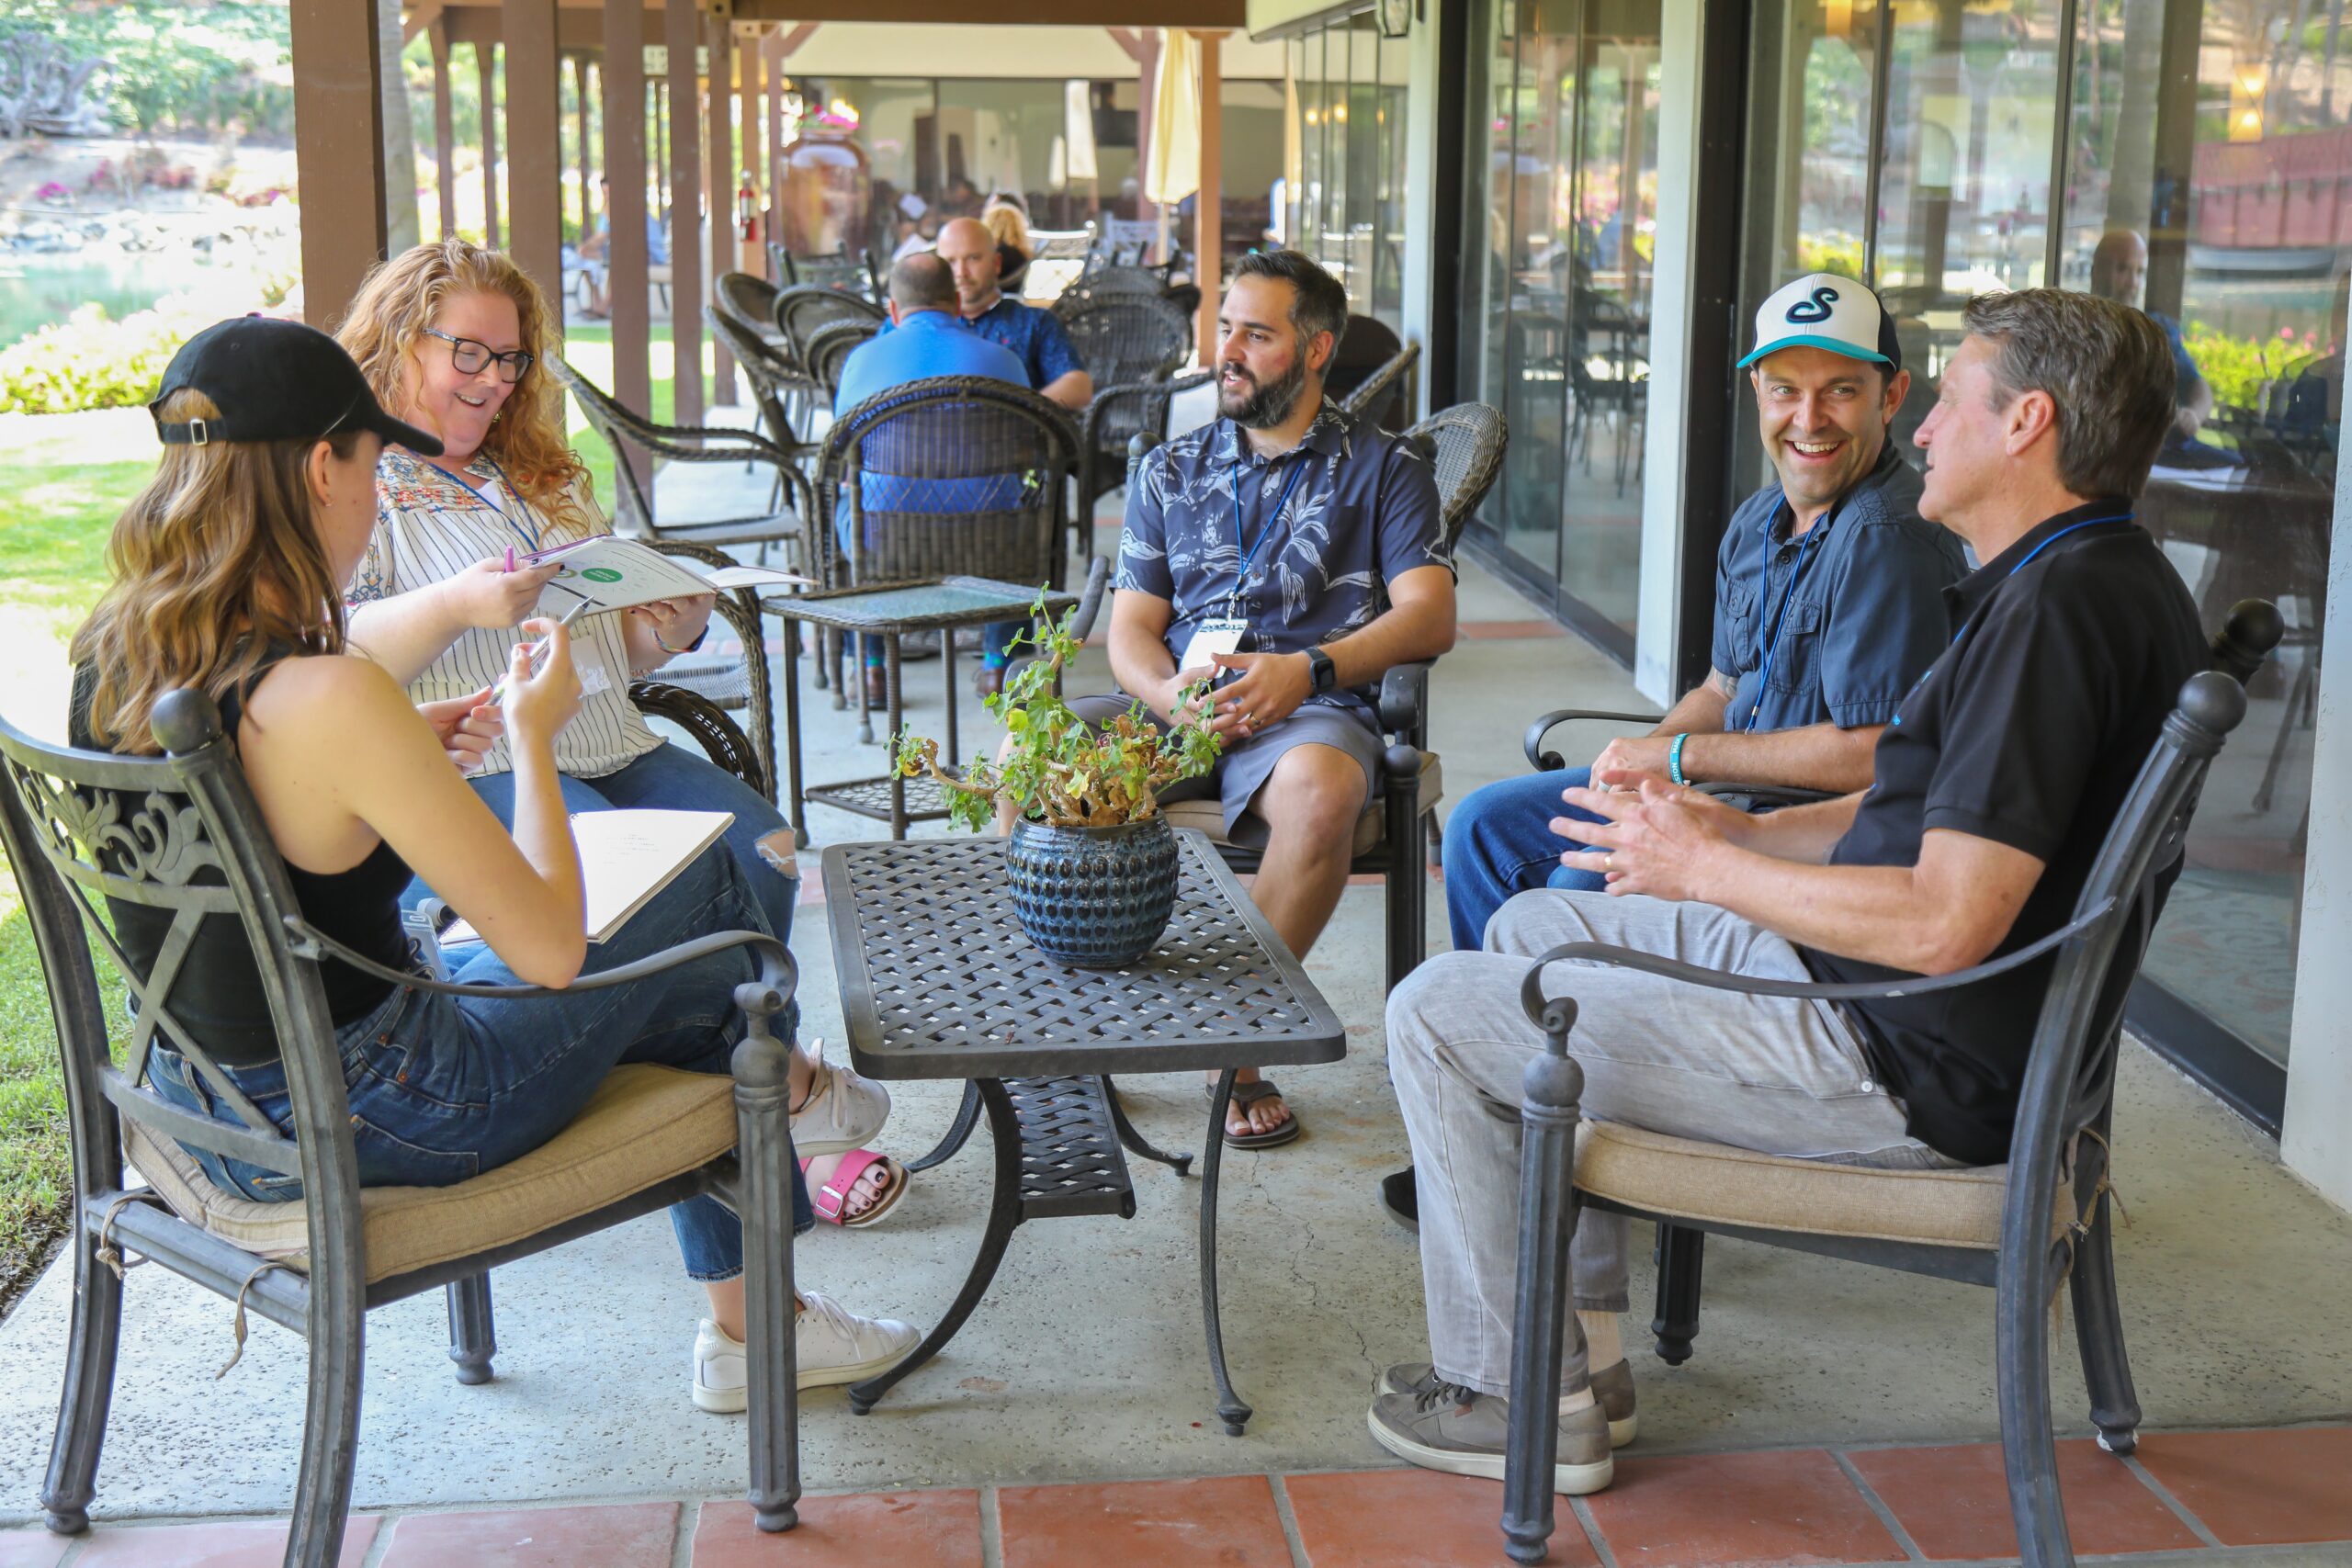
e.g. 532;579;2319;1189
1305;646;1338;694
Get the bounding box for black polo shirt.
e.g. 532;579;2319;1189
1801;500;2205;1166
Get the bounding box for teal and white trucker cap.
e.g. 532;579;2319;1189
1736;273;1904;373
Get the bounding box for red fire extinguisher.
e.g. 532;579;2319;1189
737;172;757;242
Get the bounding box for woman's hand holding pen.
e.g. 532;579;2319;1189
440;554;561;630
416;686;504;773
503;616;582;746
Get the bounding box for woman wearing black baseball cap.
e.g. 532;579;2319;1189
69;318;921;1408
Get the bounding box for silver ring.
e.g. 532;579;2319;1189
1604;855;1616;873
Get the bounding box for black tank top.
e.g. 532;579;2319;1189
70;655;416;1067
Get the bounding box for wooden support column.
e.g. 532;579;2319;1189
429;16;459;240
289;0;388;329
504;0;561;299
707;16;737;402
605;0;651;423
573;53;596;239
765;31;785;251
1194;30;1222;365
738;28;763;273
666;0;705;424
1136;28;1160;228
477;41;502;248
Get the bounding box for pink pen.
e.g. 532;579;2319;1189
504;546;515;573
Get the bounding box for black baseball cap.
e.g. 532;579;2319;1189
151;316;444;457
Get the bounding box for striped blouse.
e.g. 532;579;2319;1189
352;447;662;780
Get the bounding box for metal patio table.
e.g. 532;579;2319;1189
820;830;1347;1433
760;576;1078;840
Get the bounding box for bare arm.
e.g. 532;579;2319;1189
1594;665;1882;793
346;558;563;683
240;630;588;987
1558;776;2043;975
1104;587;1191;721
1040;369;1094;411
620;594;718;677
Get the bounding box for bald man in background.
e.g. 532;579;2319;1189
920;216;1092;411
2091;229;2213;439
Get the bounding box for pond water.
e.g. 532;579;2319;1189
0;248;274;349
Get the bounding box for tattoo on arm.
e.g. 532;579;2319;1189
1704;667;1736;698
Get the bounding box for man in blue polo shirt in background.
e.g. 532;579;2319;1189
833;252;1028;708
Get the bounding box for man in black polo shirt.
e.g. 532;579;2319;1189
1368;289;2204;1498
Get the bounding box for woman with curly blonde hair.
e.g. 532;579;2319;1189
336;239;909;1234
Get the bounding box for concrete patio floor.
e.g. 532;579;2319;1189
1;426;2348;1537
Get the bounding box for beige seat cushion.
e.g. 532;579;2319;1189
1573;1120;2067;1251
121;1064;738;1283
1162;750;1442;857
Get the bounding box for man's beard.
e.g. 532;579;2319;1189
1220;354;1311;428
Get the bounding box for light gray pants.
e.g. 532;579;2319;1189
1386;888;1954;1398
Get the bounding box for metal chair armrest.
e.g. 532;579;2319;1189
285;919;796;1005
1523;707;1664;772
1378;660;1434;743
1513;897;2117;1012
1693;782;1840;809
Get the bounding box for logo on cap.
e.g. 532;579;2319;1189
1785;285;1839;325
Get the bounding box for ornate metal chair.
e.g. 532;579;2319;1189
801;317;883;401
0;683;805;1567
1495;604;2283;1568
1059;294;1207;560
548;355;808;563
1125;402;1508;997
815;375;1082;701
774;285;886;365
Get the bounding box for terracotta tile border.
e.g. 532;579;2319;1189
10;1423;2352;1568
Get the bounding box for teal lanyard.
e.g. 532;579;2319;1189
2006;513;2132;577
428;458;540;553
1743;501;1838;731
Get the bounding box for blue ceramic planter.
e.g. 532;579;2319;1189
1004;814;1181;968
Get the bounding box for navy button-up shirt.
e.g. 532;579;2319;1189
1710;443;1967;733
877;292;1084;391
1116;400;1449;720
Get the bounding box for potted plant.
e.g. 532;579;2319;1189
895;596;1221;968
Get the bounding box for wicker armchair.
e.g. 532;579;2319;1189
706;305;829;456
1060;294;1207;559
714;271;788;352
815;375;1081;696
549;356;808;561
1341;342;1421;431
801;317;883;400
775;285;886;364
1053;263;1182;316
771;242;880;302
634;537;782;803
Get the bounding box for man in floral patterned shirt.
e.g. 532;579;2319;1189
1078;249;1455;1148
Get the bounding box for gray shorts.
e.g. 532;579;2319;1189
1063;692;1383;848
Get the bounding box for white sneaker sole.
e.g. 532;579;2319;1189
1377;1369;1637;1449
1365;1408;1614;1496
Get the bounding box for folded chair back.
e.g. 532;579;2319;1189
802;318;882;399
707;305;820;449
818;375;1080;590
714;272;786;346
775;285;886;362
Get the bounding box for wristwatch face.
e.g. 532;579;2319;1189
1308;647;1336;692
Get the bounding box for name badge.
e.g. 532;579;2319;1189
1179;617;1248;676
573;640;615;697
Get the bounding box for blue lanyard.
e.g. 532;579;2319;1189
427;458;540;553
1230;456;1309;586
1742;502;1838;731
2006;513;2132;577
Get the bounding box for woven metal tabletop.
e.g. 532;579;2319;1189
822;830;1347;1080
757;575;1075;634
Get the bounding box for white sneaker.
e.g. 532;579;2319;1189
788;1040;892;1158
794;1289;921;1389
690;1295;922;1413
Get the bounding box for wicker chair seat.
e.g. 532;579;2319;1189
120;1064;737;1284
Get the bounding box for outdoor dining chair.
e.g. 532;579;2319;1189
814;374;1081;703
1058;294;1206;560
1328;316;1418;434
705;304;830;503
772;242;881;302
0;680;807;1568
1052;262;1183;317
801;317;883;401
713;270;788;353
548;355;808;564
1340;341;1421;433
634;536;784;805
1493;602;2285;1568
774;284;886;365
1126;402;1508;997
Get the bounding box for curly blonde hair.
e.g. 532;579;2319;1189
72;389;356;753
335;239;594;536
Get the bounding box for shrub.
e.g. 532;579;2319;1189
2182;321;2322;412
0;298;212;416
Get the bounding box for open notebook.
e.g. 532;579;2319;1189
442;808;734;946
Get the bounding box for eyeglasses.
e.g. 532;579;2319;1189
424;327;535;383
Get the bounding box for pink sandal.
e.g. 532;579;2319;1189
801;1148;910;1228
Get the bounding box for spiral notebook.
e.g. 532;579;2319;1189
441;808;734;945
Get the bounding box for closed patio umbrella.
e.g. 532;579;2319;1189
1144;28;1200;209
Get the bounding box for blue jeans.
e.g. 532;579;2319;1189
152;844;814;1280
420;742;802;1037
1441;767;1609;952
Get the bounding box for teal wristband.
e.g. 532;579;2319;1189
1668;732;1690;787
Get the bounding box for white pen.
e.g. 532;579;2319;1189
488;596;592;704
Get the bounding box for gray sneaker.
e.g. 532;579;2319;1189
1378;1359;1637;1449
1366;1379;1614;1495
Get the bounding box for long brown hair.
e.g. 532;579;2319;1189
335;238;594;534
71;390;358;754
